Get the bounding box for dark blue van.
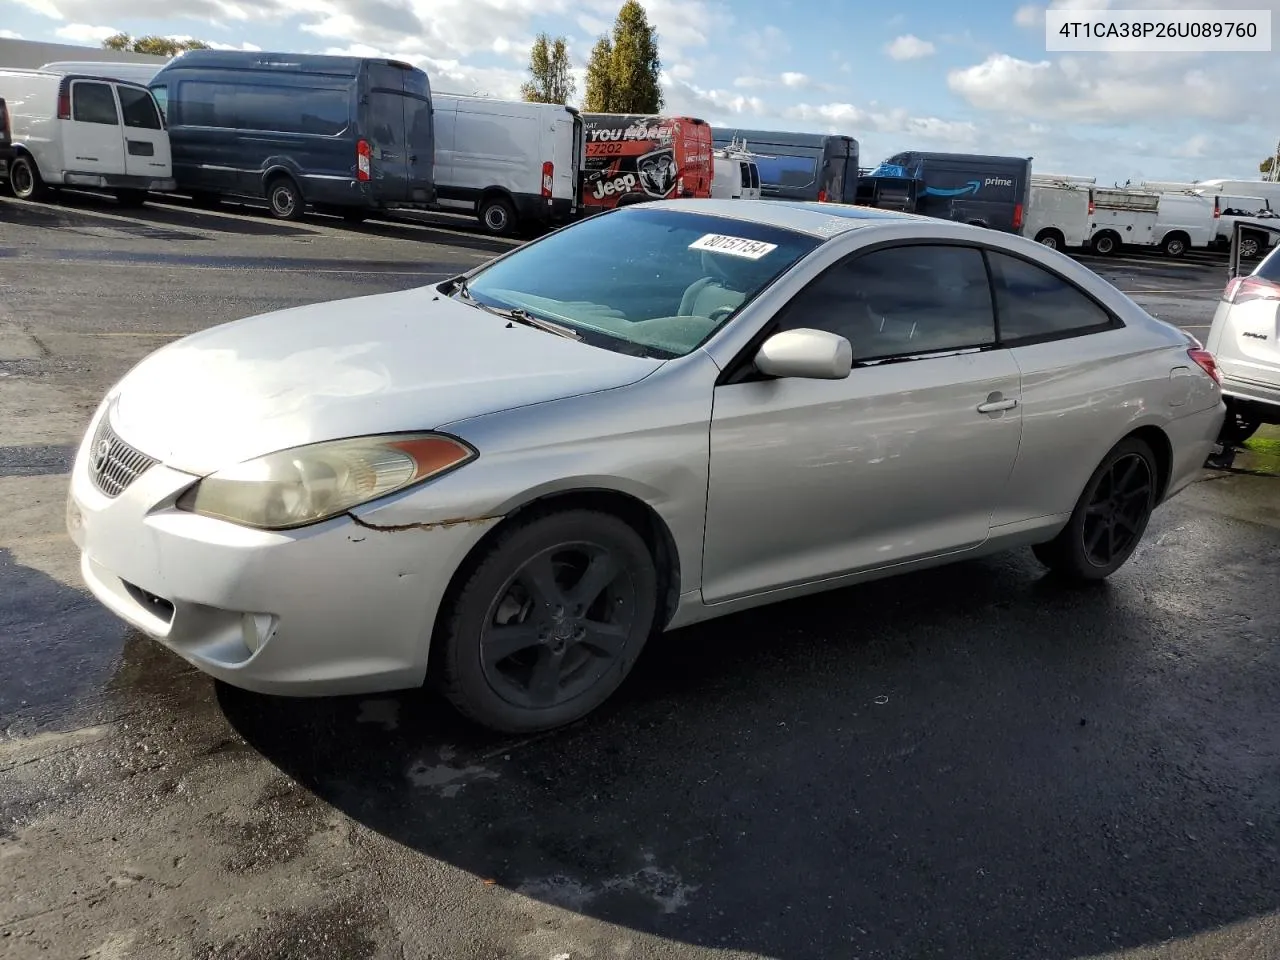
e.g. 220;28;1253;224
149;50;435;221
857;151;1033;234
711;128;859;203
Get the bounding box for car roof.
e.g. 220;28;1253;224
639;198;943;239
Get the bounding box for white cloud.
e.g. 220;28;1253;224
946;52;1244;122
1014;4;1041;26
207;40;262;50
54;23;120;42
780;71;809;87
785;101;978;145
661;73;767;118
740;25;790;61
0;29;23;38
1172;134;1211;159
884;34;935;61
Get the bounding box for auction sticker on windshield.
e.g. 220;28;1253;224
689;234;779;259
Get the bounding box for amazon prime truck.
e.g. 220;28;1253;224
856;151;1033;234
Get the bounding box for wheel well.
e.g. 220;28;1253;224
1125;425;1173;500
1095;229;1121;240
435;488;683;639
1162;230;1190;245
1035;227;1064;243
262;169;299;195
478;188;514;211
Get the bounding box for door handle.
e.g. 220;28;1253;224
977;397;1019;414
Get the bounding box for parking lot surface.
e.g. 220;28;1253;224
2;195;1278;960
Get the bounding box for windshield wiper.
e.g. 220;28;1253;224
495;305;582;340
448;274;581;340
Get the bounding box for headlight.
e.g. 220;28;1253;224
175;433;476;530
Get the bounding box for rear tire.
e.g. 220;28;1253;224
266;175;304;221
1091;232;1119;256
1032;437;1158;582
478;195;517;236
9;156;47;201
1161;233;1188;257
1035;229;1064;250
1219;400;1262;447
434;509;658;733
1240;232;1263;260
114;188;147;207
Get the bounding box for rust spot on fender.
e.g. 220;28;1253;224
345;511;501;533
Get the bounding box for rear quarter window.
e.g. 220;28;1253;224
987;250;1117;343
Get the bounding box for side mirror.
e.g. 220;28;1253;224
754;328;853;380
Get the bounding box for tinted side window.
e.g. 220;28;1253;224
987;251;1115;342
778;244;996;361
72;83;118;125
178;80;350;135
1254;244;1280;282
118;86;162;129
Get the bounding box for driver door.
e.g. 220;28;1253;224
701;242;1024;604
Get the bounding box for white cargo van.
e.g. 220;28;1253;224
1088;187;1159;255
1196;179;1280;208
711;140;761;200
1148;189;1217;257
1023;173;1094;251
39;61;165;85
0;68;174;206
431;93;585;236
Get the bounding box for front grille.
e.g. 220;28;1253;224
88;416;157;498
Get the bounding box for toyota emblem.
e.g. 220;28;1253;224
93;438;111;474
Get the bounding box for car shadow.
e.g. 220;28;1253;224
2;190;314;239
218;544;1280;960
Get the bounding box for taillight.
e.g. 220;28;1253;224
1223;275;1280;304
541;161;553;198
817;189;827;203
57;90;71;120
1187;347;1221;385
1013;202;1024;230
1213;196;1221;218
1087;197;1095;215
356;139;372;181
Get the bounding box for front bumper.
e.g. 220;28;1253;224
62;172;177;192
66;409;498;697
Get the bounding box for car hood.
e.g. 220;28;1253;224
107;286;664;476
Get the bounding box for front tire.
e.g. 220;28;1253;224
478;195;517;236
1035;229;1064;250
435;509;659;733
1032;437;1158;581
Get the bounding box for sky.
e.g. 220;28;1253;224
2;0;1278;186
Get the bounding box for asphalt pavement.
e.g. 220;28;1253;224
1;192;1278;960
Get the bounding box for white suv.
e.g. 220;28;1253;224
1207;242;1280;444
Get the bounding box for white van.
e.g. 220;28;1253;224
1023;173;1094;251
39;61;165;85
1196;178;1280;208
1088;186;1160;255
1148;190;1218;257
711;151;761;200
0;68;174;206
430;93;585;236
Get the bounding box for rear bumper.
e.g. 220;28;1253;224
1220;373;1280;414
62;171;177;191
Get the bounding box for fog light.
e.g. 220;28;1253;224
240;613;277;654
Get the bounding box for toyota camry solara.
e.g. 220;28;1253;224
66;199;1226;732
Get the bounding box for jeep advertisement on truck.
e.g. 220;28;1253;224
580;113;713;213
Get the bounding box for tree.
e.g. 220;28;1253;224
520;33;575;105
102;33;210;56
582;0;663;114
583;35;615;112
608;0;662;113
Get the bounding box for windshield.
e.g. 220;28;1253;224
460;207;822;358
